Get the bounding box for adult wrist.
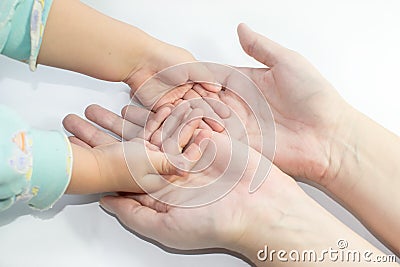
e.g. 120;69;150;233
319;106;363;191
222;174;313;257
229;189;375;266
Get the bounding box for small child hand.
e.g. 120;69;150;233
63;104;206;194
124;41;221;111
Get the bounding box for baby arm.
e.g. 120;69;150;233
1;0;220;112
37;0;220;109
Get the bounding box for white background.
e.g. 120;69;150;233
0;0;399;266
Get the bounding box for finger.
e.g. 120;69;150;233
85;104;141;141
161;128;211;175
120;105;155;140
100;196;166;240
237;23;287;67
198;120;212;131
68;136;91;148
168;129;212;174
131;194;168;212
192;83;219;100
63;114;117;147
183;89;230;132
144;140;160;151
148;129;163;148
160;101;191;141
183;129;212;161
143;106;172;141
152;84;192;111
134;77;190;110
141;106;173;145
188;63;222;92
121;105;151;127
85;105;125;138
149;103;187;146
202;82;222;93
183;89;201;100
186;91;225;132
193;84;230;119
123;194;170;213
171;108;203;149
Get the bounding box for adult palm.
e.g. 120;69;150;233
63;103;304;251
192;24;353;187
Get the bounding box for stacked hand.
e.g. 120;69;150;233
64;102;387;267
63;103;331;254
64;23;399;265
63;105;206;194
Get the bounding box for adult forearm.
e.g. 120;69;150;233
233;187;396;266
37;0;156;82
326;108;400;254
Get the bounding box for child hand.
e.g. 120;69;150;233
63;105;205;194
124;41;221;111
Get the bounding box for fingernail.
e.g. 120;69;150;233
211;83;222;91
203;82;222;92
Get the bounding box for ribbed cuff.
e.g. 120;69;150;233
28;129;73;210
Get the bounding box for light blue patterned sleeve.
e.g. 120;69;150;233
0;0;53;71
0;105;73;211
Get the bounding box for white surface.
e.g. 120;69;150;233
0;0;399;266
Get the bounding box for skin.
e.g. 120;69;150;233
64;106;205;195
38;0;221;111
64;23;400;263
175;24;400;255
64;104;396;267
31;0;227;194
3;0;397;261
234;24;400;254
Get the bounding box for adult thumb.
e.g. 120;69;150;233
237;23;287;67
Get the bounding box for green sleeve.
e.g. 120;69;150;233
0;105;73;211
0;0;53;71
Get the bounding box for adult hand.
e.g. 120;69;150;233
190;24;355;188
63;104;311;250
65;104;391;266
216;24;400;254
86;105;386;267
